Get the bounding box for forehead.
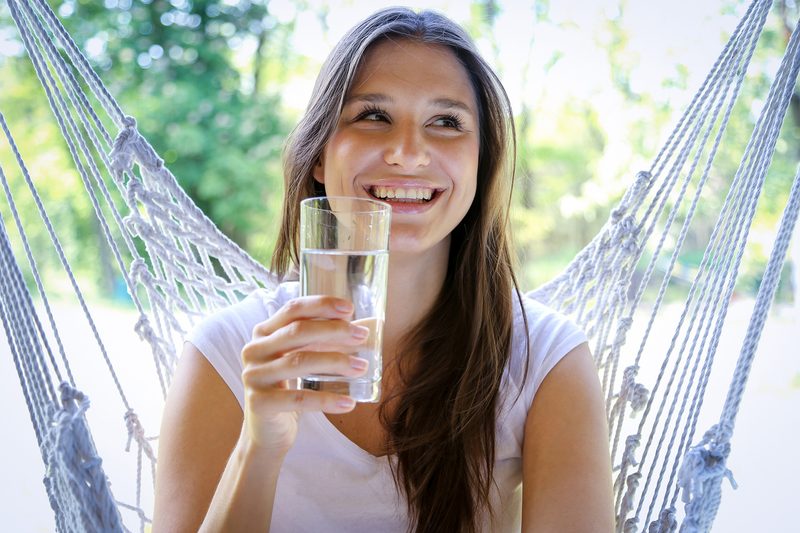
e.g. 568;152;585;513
349;39;477;106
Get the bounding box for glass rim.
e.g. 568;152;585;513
301;195;391;214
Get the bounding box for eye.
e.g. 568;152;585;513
354;105;390;123
431;114;464;130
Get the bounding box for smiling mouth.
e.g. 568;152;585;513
367;185;441;203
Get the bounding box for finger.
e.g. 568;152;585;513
252;296;354;338
250;388;358;414
243;352;369;387
243;319;369;364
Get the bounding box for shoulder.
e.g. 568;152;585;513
188;282;299;343
183;281;299;409
506;292;588;408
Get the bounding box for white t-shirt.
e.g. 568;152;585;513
186;282;586;532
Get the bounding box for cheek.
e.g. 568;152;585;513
323;135;381;180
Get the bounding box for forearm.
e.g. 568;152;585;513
199;437;285;533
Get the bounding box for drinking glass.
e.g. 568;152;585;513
299;196;391;402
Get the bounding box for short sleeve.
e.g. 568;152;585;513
507;295;589;411
185;283;299;409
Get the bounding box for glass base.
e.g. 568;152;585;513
300;377;381;403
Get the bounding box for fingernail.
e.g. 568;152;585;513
336;301;354;313
349;357;369;370
350;324;369;339
337;397;356;409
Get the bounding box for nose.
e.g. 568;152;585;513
383;123;430;169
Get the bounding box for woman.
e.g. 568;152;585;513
154;7;613;533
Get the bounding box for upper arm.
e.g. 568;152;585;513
153;342;243;533
521;343;614;533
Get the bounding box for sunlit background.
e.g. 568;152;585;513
0;0;798;531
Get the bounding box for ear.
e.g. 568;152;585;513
312;155;325;184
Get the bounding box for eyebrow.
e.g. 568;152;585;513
345;93;475;115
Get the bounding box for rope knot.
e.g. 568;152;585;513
58;382;89;414
124;409;144;452
629;382;650;413
622;434;641;467
622;516;639;533
58;381;83;403
109;119;164;176
622;365;639;383
620;215;637;234
634;170;652;190
134;315;156;343
129;258;151;283
619;472;642;521
648;507;677;533
623;237;640;255
109;127;137;175
125;409;157;462
619;366;649;414
617;317;634;334
678;424;737;507
126;176;144;197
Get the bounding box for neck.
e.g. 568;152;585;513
384;238;450;349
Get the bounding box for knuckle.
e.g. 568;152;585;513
289;351;305;368
241;365;256;387
323;295;341;308
251;319;271;338
285;320;304;338
292;390;306;407
241;341;256;362
283;298;302;316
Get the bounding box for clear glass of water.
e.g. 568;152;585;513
299;196;391;402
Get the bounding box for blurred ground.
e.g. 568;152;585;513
0;298;797;532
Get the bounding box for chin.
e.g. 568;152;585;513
388;230;449;259
388;237;425;255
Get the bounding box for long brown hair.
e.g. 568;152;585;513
271;8;525;532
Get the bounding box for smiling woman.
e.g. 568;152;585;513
153;7;613;533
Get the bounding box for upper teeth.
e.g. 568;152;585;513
371;186;433;200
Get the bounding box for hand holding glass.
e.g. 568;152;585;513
299;196;391;402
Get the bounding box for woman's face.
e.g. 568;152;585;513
313;39;480;257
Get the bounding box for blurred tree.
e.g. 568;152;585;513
0;0;294;293
1;0;797;299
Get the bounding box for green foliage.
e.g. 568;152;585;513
0;0;293;296
0;0;797;301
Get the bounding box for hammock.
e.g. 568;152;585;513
1;0;797;531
